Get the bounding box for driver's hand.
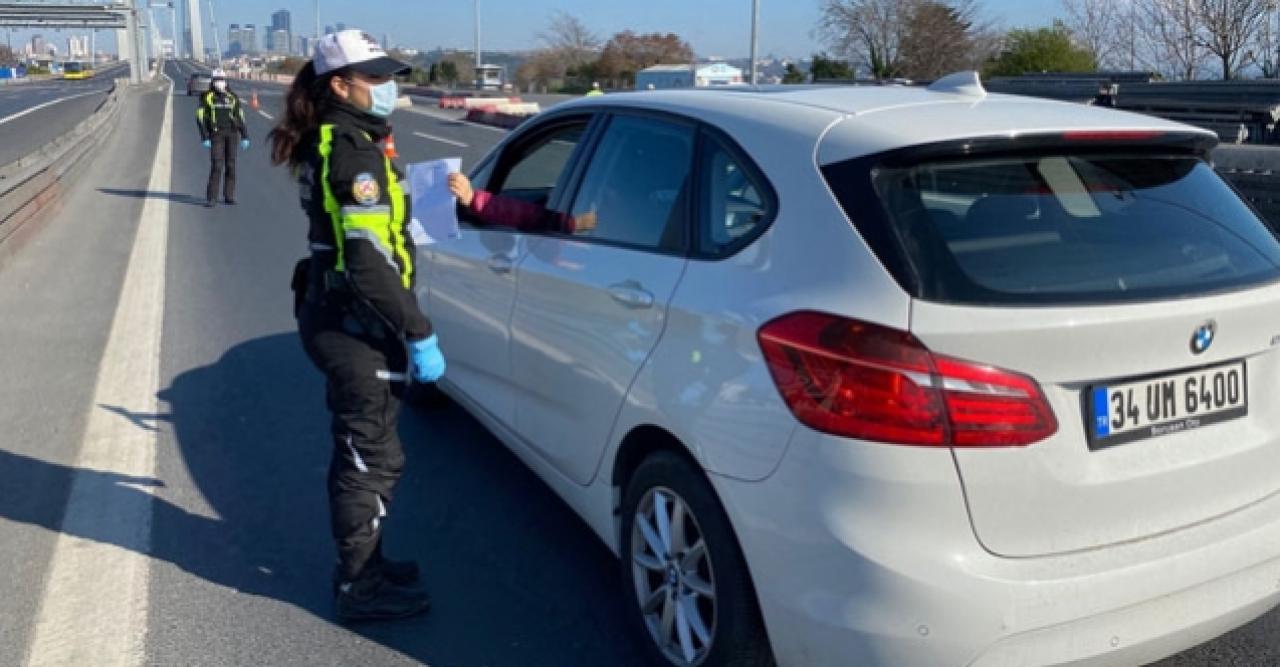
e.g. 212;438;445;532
574;210;598;233
448;173;475;207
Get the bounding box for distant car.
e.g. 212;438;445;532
187;73;211;96
420;71;1280;666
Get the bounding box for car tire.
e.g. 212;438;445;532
620;451;775;667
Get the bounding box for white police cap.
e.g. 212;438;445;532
313;29;409;77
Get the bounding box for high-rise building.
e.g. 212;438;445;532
227;23;243;57
270;30;290;55
183;29;193;58
67;36;90;59
242;24;258;55
271;10;291;35
336;23;347;33
269;10;291;54
324;25;335;36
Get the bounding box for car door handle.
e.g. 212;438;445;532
608;283;655;309
487;254;514;274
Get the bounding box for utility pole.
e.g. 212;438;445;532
749;0;760;85
170;2;178;59
474;0;481;89
315;0;320;39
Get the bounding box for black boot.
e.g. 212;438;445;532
335;571;430;622
378;555;421;586
332;556;420;595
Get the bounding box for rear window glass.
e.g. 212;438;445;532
858;154;1280;305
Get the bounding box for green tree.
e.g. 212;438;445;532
809;53;853;80
439;60;459;87
782;62;807;84
406;67;431;86
984;21;1097;77
428;63;439;85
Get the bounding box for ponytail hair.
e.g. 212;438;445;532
269;61;332;168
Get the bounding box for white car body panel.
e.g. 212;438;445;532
424;230;531;426
510;238;687;485
421;83;1280;666
912;284;1280;557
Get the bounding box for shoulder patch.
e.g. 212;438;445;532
352;173;381;206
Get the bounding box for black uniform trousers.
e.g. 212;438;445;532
298;298;408;582
207;131;240;203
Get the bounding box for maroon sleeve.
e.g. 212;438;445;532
469;190;578;233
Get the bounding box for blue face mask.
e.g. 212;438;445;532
365;79;398;118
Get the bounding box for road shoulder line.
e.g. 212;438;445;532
23;78;174;667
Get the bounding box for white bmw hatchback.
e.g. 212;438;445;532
416;72;1280;666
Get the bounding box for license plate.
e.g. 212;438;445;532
1089;361;1248;448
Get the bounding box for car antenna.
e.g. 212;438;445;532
927;71;986;99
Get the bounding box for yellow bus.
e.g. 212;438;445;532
62;61;94;80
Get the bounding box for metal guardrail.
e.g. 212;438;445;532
1214;146;1280;225
0;79;123;250
983;75;1280;145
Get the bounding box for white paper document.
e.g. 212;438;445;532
407;157;463;245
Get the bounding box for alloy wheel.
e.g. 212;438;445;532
630;486;717;666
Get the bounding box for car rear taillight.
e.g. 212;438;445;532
1061;130;1165;142
758;312;1057;447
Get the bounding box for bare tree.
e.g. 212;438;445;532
1190;0;1273;79
818;0;912;79
899;1;998;79
1062;0;1125;69
537;10;602;76
1133;0;1210;80
819;0;993;80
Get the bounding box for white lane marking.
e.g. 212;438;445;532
403;104;509;133
412;131;469;148
24;77;174;667
257;109;274;120
0;89;104;127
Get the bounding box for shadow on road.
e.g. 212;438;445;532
97;188;208;207
0;333;645;666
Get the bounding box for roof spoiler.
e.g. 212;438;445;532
927;71;986;98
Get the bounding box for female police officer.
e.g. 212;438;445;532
269;29;443;622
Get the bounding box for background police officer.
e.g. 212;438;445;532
196;69;249;207
269;30;443;622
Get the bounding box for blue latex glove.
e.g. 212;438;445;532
408;335;446;383
240;138;250;150
202;139;211;149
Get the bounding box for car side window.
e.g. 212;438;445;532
698;132;773;256
494;123;586;208
568;115;695;252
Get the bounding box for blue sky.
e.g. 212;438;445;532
6;0;1066;59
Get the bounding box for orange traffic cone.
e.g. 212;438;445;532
250;89;260;111
382;134;399;159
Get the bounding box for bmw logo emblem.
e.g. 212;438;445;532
1191;321;1216;355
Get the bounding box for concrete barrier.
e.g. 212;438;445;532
0;79;125;268
464;107;537;130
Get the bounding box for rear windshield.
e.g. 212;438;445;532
842;153;1280;305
